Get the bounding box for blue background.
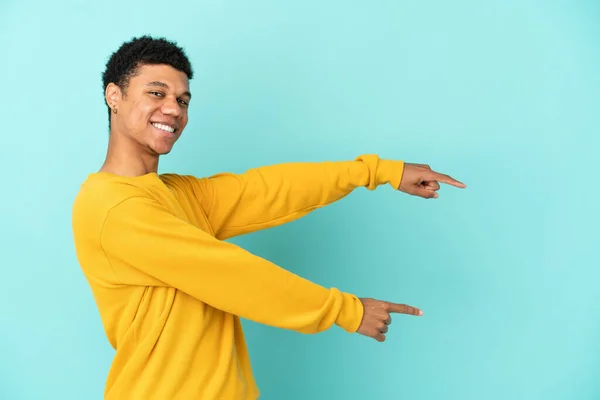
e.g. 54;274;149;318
1;0;599;399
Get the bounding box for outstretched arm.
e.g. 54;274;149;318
166;155;466;240
99;195;428;342
167;154;405;240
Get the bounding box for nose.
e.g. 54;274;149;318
161;96;182;117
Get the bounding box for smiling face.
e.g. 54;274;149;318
105;64;191;156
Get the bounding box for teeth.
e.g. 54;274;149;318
152;123;175;133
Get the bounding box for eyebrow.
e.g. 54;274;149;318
146;81;192;99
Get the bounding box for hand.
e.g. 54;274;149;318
398;163;466;199
357;298;423;342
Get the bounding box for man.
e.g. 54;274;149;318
72;35;466;399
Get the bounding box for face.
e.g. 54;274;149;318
106;64;191;155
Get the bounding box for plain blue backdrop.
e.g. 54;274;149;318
1;0;599;399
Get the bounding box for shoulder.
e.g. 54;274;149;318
159;172;211;202
72;173;161;240
73;173;149;213
160;172;204;191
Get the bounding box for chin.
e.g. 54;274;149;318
155;145;175;155
147;141;176;156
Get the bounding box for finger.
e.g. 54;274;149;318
375;332;386;342
379;324;389;334
386;303;423;316
422;180;440;191
428;171;466;188
414;188;438;199
385;315;392;325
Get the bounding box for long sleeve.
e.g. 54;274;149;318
179;154;404;240
99;196;364;334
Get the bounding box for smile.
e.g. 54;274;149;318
152;122;176;133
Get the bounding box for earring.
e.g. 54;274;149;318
112;107;118;114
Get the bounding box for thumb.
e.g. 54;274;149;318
414;187;438;199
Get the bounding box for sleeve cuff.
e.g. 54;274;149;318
355;155;405;191
335;292;365;333
377;159;405;191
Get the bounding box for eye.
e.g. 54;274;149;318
178;99;189;106
149;91;164;97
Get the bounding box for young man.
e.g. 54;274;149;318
72;36;466;399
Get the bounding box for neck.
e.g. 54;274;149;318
100;131;159;177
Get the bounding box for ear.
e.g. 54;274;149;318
105;83;121;111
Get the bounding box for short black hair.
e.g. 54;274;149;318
101;35;194;127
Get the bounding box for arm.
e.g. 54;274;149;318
100;196;364;334
177;154;404;240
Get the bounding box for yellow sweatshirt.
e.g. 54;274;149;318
71;154;404;399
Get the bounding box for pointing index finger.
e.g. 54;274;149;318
429;170;466;188
386;302;423;316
